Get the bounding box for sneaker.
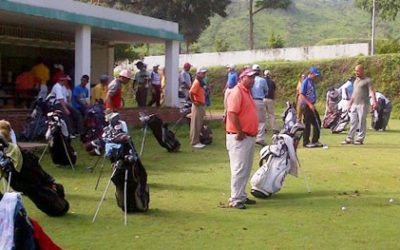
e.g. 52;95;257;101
312;141;324;147
69;135;76;139
305;143;318;148
354;140;363;145
341;139;353;145
229;202;246;209
192;143;206;149
244;198;256;205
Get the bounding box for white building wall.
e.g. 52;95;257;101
143;43;369;69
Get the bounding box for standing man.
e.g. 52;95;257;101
148;64;162;107
223;64;238;110
250;64;268;146
179;62;193;100
134;61;150;107
263;69;278;133
342;64;377;145
189;67;207;149
106;69;131;112
72;75;89;116
299;66;323;148
225;68;258;209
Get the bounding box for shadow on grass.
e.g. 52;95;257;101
149;182;221;193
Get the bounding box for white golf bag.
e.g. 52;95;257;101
250;134;299;198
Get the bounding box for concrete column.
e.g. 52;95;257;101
164;40;180;107
75;25;91;98
108;45;115;76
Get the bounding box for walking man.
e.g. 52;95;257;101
342;64;377;145
251;64;268;146
225;68;258;209
299;66;323;148
105;69;131;112
148;64;162;107
189;67;207;149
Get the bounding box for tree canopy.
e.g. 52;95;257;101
355;0;400;21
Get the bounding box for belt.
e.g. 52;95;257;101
226;132;255;137
253;98;263;101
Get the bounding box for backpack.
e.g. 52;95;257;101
199;125;212;145
250;134;298;198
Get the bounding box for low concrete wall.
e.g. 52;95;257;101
144;43;369;68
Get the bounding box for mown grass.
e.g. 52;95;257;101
19;119;400;249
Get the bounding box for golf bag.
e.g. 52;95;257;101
250;133;301;198
140;113;180;152
104;133;150;213
19;99;48;141
281;102;304;150
199;124;212;145
322;88;340;129
45;111;77;166
81;101;106;144
322;88;350;133
0;138;69;216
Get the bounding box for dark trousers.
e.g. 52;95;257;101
53;104;83;135
301;104;321;146
148;84;161;107
136;86;148;107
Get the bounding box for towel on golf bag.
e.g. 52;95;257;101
250;134;298;198
0;147;69;217
46;111;77;166
106;134;149;213
145;114;180;152
199;125;212;145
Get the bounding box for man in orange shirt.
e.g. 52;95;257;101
189;67;207;149
225;68;258;209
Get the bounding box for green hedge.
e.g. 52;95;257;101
205;54;400;117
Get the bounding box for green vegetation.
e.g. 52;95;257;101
20;119;400;249
197;0;400;51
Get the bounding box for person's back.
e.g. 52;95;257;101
31;62;49;85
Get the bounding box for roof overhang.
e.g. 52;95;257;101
0;0;183;47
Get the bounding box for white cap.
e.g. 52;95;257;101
196;67;208;74
252;64;261;71
264;70;271;76
119;69;132;79
226;64;236;70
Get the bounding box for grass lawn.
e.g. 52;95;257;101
18;119;400;249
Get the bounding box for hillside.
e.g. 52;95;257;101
196;0;400;52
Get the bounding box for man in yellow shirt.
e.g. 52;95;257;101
91;74;109;104
30;57;49;85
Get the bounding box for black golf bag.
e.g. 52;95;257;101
199;124;212;145
19;99;48;141
46;111;77;166
140;113;180;152
81;102;106;144
0;138;69;216
104;133;150;213
371;98;390;131
330;110;350;134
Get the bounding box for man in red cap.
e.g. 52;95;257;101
225;68;258;209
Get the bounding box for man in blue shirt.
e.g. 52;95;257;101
299;66;323;148
250;64;269;146
72;75;89;116
223;64;238;110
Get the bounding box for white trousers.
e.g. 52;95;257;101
255;99;266;143
226;134;256;205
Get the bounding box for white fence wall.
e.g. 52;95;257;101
143;43;369;69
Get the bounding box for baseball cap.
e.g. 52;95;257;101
119;69;132;79
252;64;261;71
310;66;321;76
100;74;109;81
239;68;257;79
226;64;236;69
60;75;71;81
264;70;271;76
183;62;191;69
196;67;208;74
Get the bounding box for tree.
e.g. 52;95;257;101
80;0;231;53
249;0;291;50
215;38;229;52
267;32;284;49
355;0;400;21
